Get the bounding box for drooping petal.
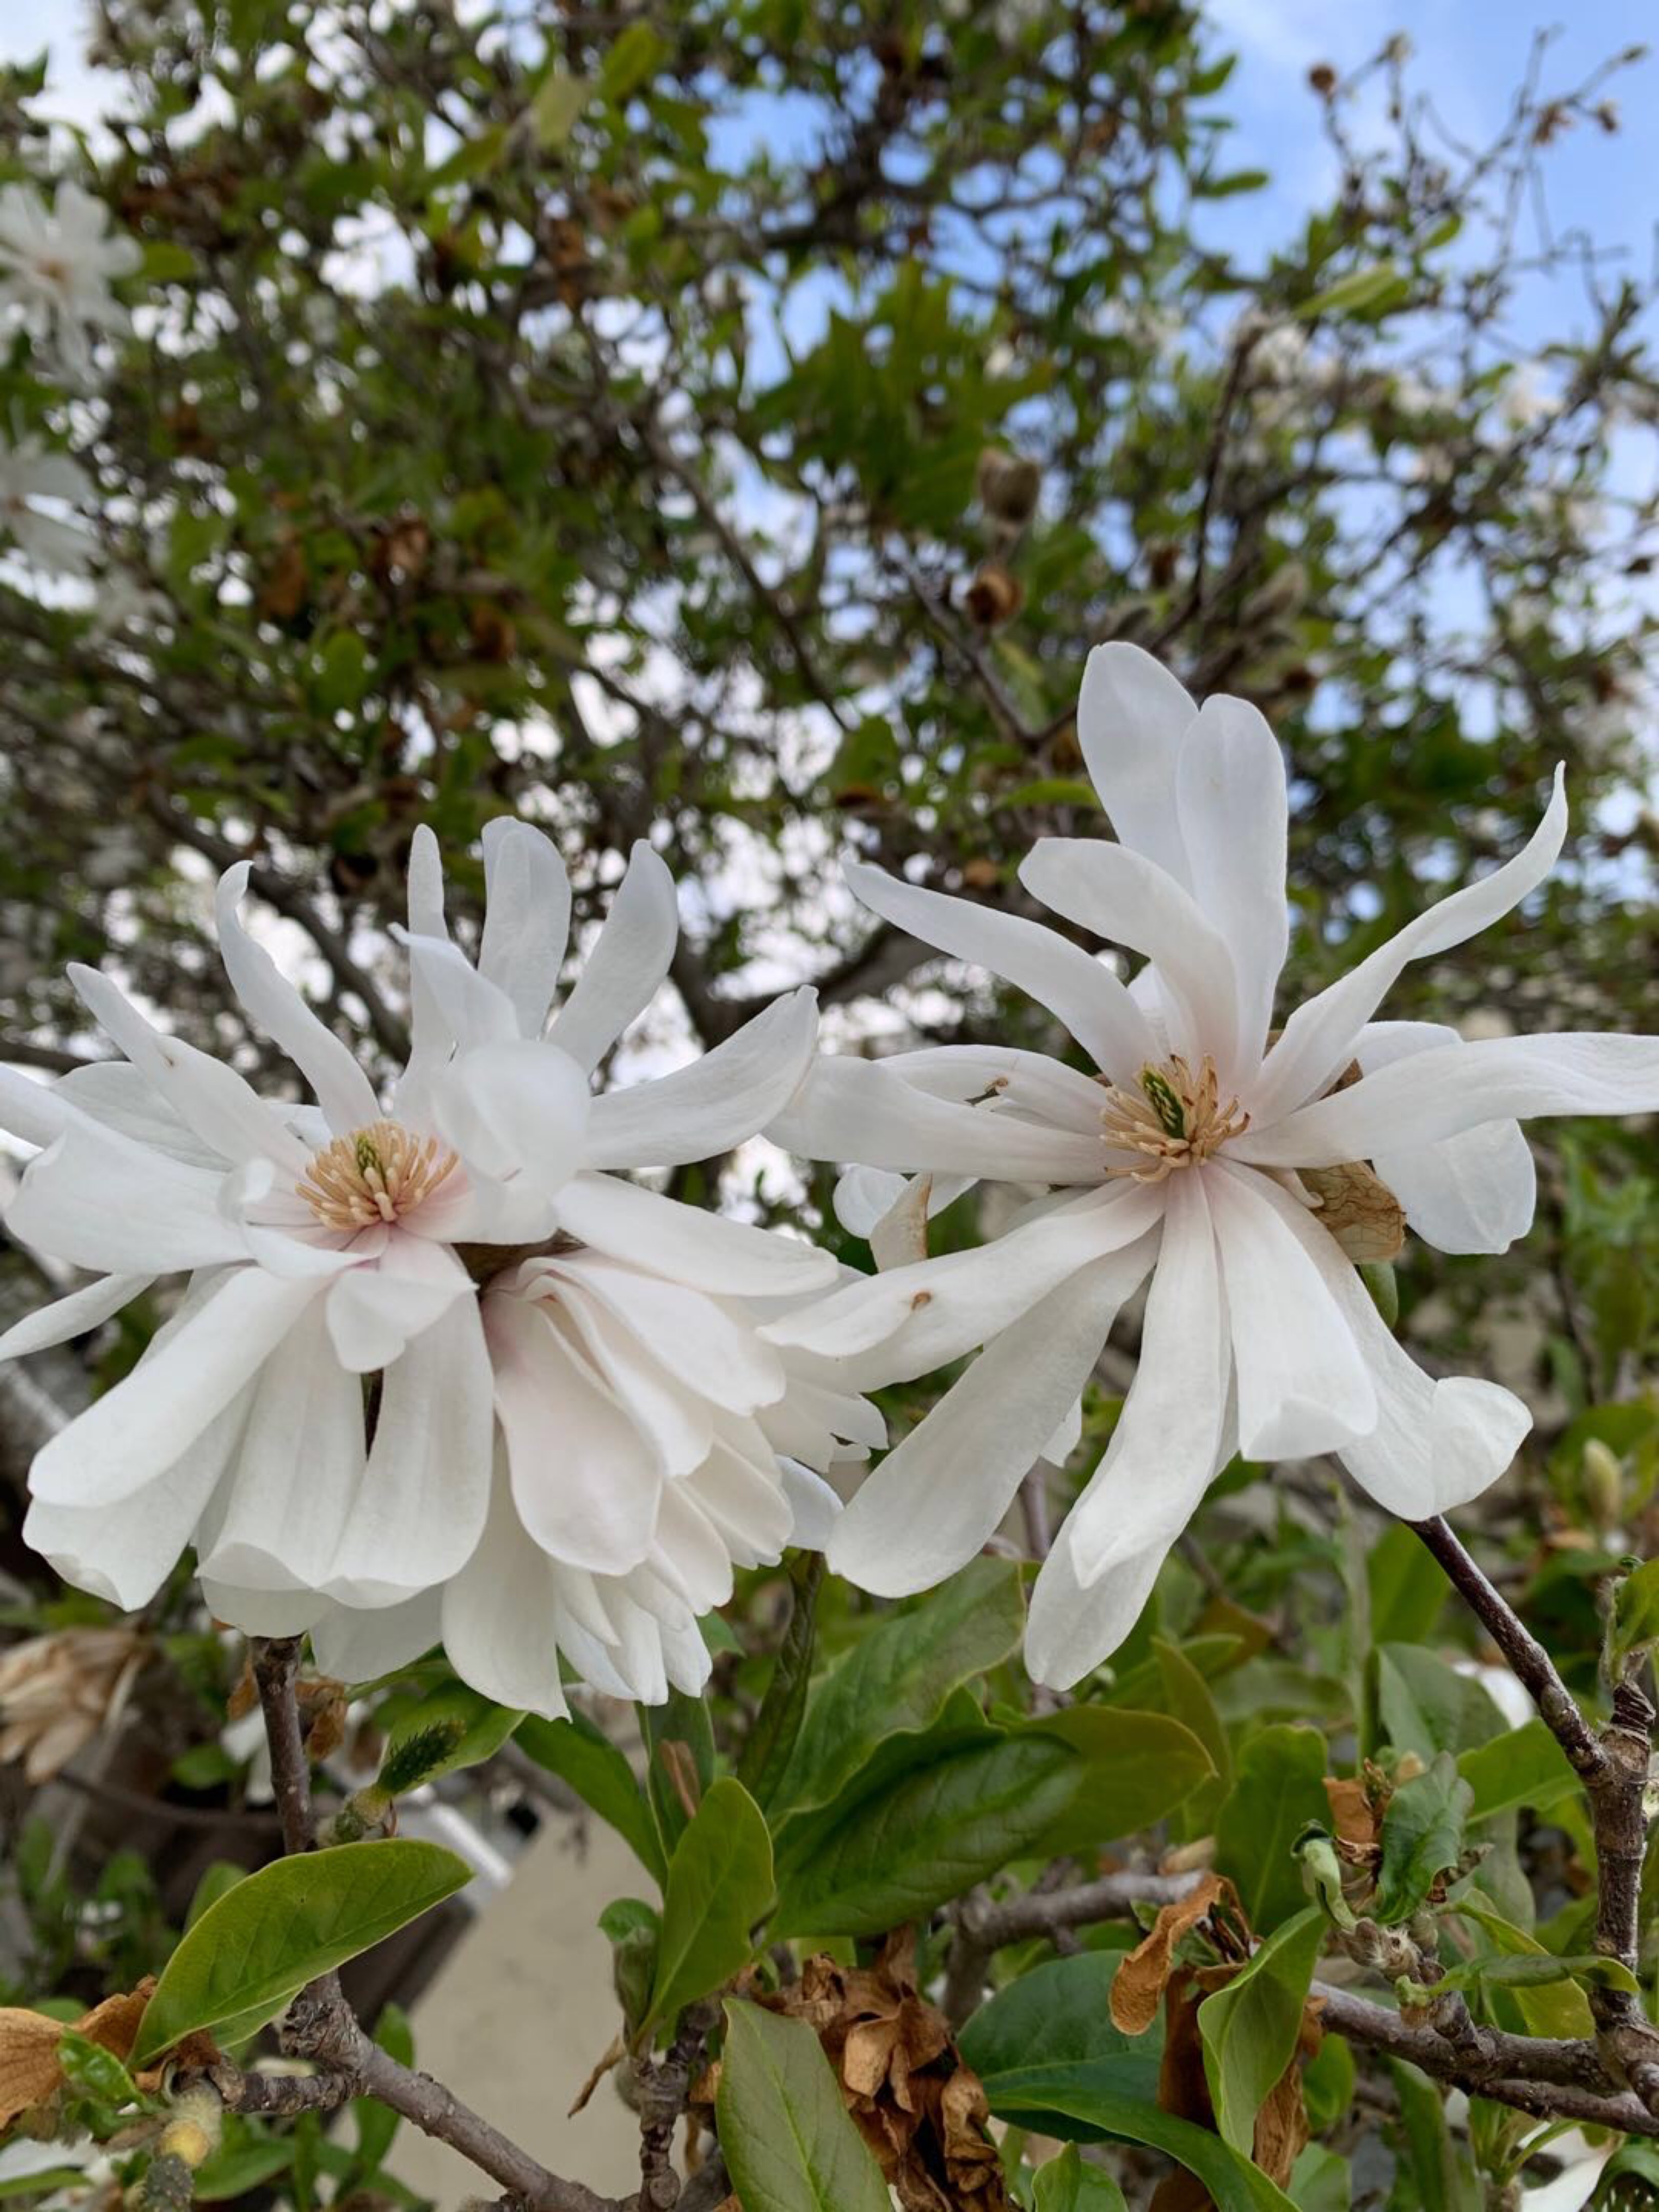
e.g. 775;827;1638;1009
479;821;572;1038
768;1053;1107;1184
7;1118;250;1274
827;1245;1149;1599
584;988;819;1168
1026;1517;1183;1691
763;1184;1163;1379
0;1270;152;1362
0;1064;70;1150
308;1590;444;1687
546;841;678;1073
1207;1161;1376;1460
215;864;380;1135
1076;643;1199;884
780;1459;841;1549
1232;1031;1659;1172
554;1171;836;1293
439;1463;568;1720
489;1296;661;1575
68;964;308;1173
429;1037;590;1197
1019;839;1241;1078
842;859;1156;1081
1175;695;1289;1066
325;1296;494;1604
1246;770;1569;1123
29;1267;320;1508
1061;1172;1228;1588
1355;1022;1536;1254
323;1232;473;1374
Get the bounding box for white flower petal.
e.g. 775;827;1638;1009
546;840;678;1073
479;821;572;1038
7;1117;249;1274
1232;1032;1659;1171
1357;1022;1537;1254
554;1171;836;1293
323;1232;473;1373
1247;770;1568;1123
842;858;1156;1081
490;1296;661;1573
326;1297;494;1603
1175;695;1288;1065
430;1037;590;1197
1076;643;1199;884
399;930;521;1052
548;1251;786;1413
58;1061;225;1166
393;826;452;1123
827;1246;1149;1598
439;1465;568;1720
1026;1517;1181;1690
0;1064;69;1150
780;1458;841;1549
521;1276;715;1475
682;1434;794;1562
769;1053;1105;1183
309;1590;444;1686
585;988;819;1168
216;864;381;1135
0;1270;152;1360
764;1185;1162;1377
29;1267;320;1508
1208;1162;1376;1460
1020;838;1242;1079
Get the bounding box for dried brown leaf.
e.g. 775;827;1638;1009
1109;1874;1243;2035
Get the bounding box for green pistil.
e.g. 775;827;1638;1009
1139;1066;1187;1138
354;1133;384;1178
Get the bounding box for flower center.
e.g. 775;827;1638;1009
1097;1054;1249;1182
297;1118;458;1231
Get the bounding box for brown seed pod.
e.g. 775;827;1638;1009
963;561;1024;629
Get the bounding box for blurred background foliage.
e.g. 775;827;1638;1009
0;3;1656;2207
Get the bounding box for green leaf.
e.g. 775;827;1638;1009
775;1558;1025;1823
57;2030;140;2109
1288;2144;1350;2212
184;1861;246;1931
141;240;200;283
1026;1705;1215;1855
716;2001;890;2212
528;70;592;151
737;1555;823;1811
984;2079;1296;2212
1295;262;1403;319
959;1953;1162;2117
1153;1639;1231;1835
600;22;667;102
643;1689;717;1854
1609;1558;1659;1674
378;1683;522;1795
998;778;1102;811
1388;2059;1481;2212
1376;1646;1505;1759
1032;2145;1128;2212
351;2003;413;2173
1433;1951;1639;1996
1213;1725;1331;1931
645;1778;773;2035
1456;1720;1577;1824
131;1840;473;2064
772;1730;1079;1939
517;1713;667;1886
1452;1896;1594;2038
1366;1524;1448;1648
1198;1907;1324;2154
1373;1752;1472;1923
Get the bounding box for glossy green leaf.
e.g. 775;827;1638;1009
984;2077;1297;2212
132;1840;472;2064
959;1953;1162;2116
1198;1907;1324;2154
716;2001;890;2212
1456;1720;1577;1824
517;1713;667;1886
1027;1704;1215;1854
1452;1897;1594;2038
1609;1558;1659;1674
1213;1724;1331;1931
1376;1647;1505;1759
1032;2145;1127;2212
1373;1753;1472;1923
1153;1638;1231;1834
645;1778;773;2034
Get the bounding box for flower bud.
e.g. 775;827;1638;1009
1582;1437;1626;1537
975;447;1041;528
963;561;1023;629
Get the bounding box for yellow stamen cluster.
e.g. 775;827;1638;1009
1097;1054;1249;1183
298;1119;458;1231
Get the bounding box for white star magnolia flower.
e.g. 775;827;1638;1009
0;435;94;576
767;644;1659;1689
0;182;141;382
0;823;875;1716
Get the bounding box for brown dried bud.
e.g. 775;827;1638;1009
467;601;517;662
1308;62;1337;96
975;446;1041;528
960;857;1000;889
963;561;1024;629
1145;538;1180;589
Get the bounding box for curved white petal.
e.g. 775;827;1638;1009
1232;1031;1659;1171
399;931;520;1053
0;1065;69;1150
1356;1022;1536;1254
439;1463;568;1720
769;1053;1106;1184
780;1459;841;1549
57;1061;223;1166
764;1186;1162;1378
8;1119;249;1274
549;1251;786;1413
430;1037;590;1197
585;988;819;1169
554;1171;835;1293
1076;643;1198;885
309;1589;444;1687
546;840;678;1073
1062;1172;1228;1587
827;1244;1148;1599
1207;1161;1376;1460
1027;1516;1182;1690
0;1270;152;1361
842;858;1155;1081
394;825;453;1123
479;820;571;1038
216;864;380;1135
520;1277;714;1475
1175;695;1288;1066
1019;839;1241;1079
323;1232;472;1374
326;1296;494;1603
1247;770;1568;1123
30;1267;320;1508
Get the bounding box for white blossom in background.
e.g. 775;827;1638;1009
0;181;141;382
0;822;872;1716
767;643;1659;1689
0;435;94;576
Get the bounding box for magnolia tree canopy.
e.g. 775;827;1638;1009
0;7;1657;2212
